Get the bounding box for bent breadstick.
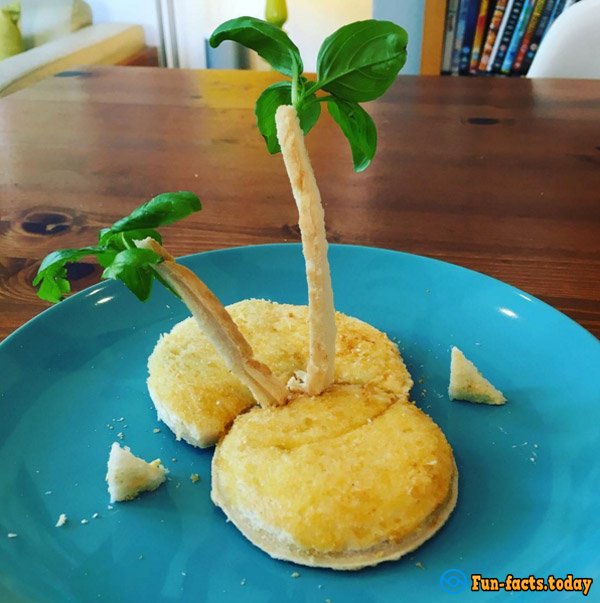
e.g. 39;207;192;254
275;105;337;396
136;237;288;408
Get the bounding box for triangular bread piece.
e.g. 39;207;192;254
106;443;168;502
448;347;506;405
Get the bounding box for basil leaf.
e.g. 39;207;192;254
326;98;377;172
102;248;163;302
316;20;408;102
255;82;320;153
99;228;162;249
109;192;201;234
210;16;302;78
34;191;202;304
33;247;114;303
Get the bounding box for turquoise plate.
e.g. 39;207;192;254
1;244;598;602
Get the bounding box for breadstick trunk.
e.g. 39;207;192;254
275;105;336;395
136;238;288;408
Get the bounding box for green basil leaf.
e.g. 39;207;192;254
327;98;377;172
33;247;113;303
255;82;320;153
316;20;408;102
210;16;302;78
109;191;201;234
99;228;162;249
102;248;163;302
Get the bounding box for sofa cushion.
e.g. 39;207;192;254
20;0;92;50
0;22;145;96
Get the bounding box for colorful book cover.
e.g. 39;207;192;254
459;0;483;74
499;0;535;73
486;0;515;71
442;0;462;74
490;0;526;72
511;0;548;72
519;0;564;74
451;0;471;74
478;0;509;72
469;0;494;73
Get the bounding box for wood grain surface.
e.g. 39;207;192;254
0;67;598;341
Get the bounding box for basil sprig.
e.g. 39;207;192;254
209;17;407;172
34;191;201;303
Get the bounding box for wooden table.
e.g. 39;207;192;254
0;67;599;341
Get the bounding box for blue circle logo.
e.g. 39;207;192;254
440;569;468;594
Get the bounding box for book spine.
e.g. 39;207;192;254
512;0;547;72
459;0;483;74
519;0;563;74
452;0;470;74
469;0;493;73
486;0;515;72
499;0;535;73
490;0;526;72
442;0;462;74
478;0;509;72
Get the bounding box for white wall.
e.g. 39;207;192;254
86;0;160;46
84;0;429;74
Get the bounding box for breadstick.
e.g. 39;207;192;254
275;105;336;395
135;237;288;408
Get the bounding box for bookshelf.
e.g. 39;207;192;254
421;0;578;76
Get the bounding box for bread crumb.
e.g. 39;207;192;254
240;578;246;586
7;532;17;538
92;512;100;519
116;417;125;422
117;432;124;440
107;505;113;510
190;473;200;483
291;571;300;578
81;519;89;525
181;571;186;577
448;347;506;405
56;513;68;527
45;490;52;495
106;442;168;502
415;561;425;569
139;554;144;560
153;428;161;434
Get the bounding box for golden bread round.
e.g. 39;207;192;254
211;383;457;569
147;299;413;447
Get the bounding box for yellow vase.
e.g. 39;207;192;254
265;0;288;28
0;7;23;61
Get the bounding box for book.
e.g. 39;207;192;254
458;0;483;74
499;0;535;73
486;0;514;72
442;0;462;74
511;0;548;73
469;0;495;73
518;0;565;74
451;0;471;74
478;0;509;71
490;0;526;72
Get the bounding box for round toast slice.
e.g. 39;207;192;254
211;383;457;570
147;300;413;447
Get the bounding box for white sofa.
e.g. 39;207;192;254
0;0;148;97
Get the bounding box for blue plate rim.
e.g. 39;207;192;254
2;242;597;351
